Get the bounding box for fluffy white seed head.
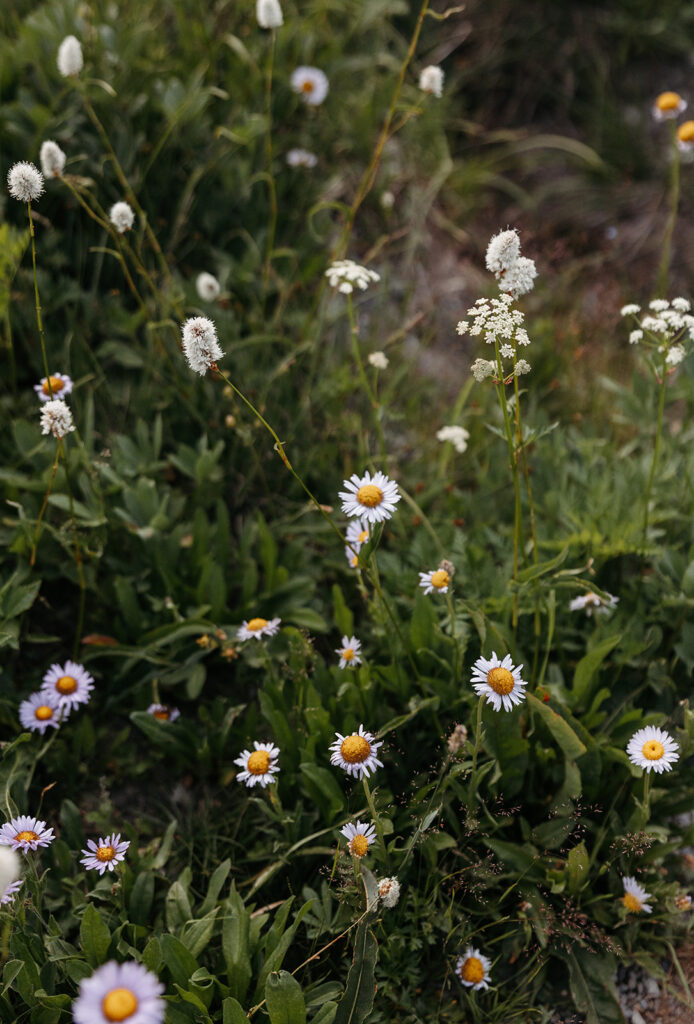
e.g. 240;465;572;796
181;316;225;375
40;399;75;439
486;230;521;275
57;35;83;77
256;0;283;28
419;65;444;98
196;272;221;301
7;162;44;203
109;201;135;234
40;141;66;178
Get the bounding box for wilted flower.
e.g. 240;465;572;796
256;0;283;28
419;65;444;98
147;703;180;722
653;91;687;121
57;35;83;77
325;259;380;294
447;723;468;754
109;201;135;233
80;834;130;875
196;272;220;301
290;66;329;105
286;148;318;168
378;876;401;907
40;140;66;178
368;351;389;369
72;961;165;1024
234;742;280;788
436;424;469;453
486;230;521;275
40;399;75;439
622;876;652;914
676;894;692;911
181;316;224;375
34;372;73;403
7;162;44;203
627;726;679;774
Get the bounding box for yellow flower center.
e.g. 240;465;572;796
34;705;54;721
15;831;39;843
676;895;692;911
42;376;65;395
430;569;450;589
623;893;642;913
358;530;369;543
342;648;355;661
487;667;515;695
340;735;371;763
247;617;268;632
350;554;359;567
356;484;383;508
56;675;77;694
247;750;271;774
153;708;170;720
460;957;485;984
677;121;694;143
301;79;315;93
96;845;116;862
349;835;369;857
656;91;682;111
102;988;138;1022
642;739;664;761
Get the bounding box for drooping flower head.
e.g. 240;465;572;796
57;35;83;77
234;742;280;788
40;399;75;439
290;66;329;105
378;876;401;907
470;652;527;712
34;372;73;403
41;659;94;710
569;591;619;616
653;91;686;121
40;141;67;178
7;162;44;203
80;834;130;875
286;148;318;168
419;567;451;596
419;65;444;98
19;691;65;735
626;726;679;774
181;316;224;375
339;470;400;524
336;635;362;669
146;703;180;722
340;820;376;858
237;616;281;641
455;947;492;990
621;876;652;914
72;961;165;1024
196;272;220;301
109;202;135;234
0;816;55;854
325;259;380;294
329;724;383;779
256;0;283;28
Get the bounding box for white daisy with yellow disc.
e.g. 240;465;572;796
336;635;362;669
626;726;679;774
339;470;400;525
0;815;55;853
621;876;653;914
237;616;281;641
419;567;451;595
34;372;73;403
340;820;376;858
19;691;65;734
41;659;94;711
234;741;280;788
80;833;130;875
329;723;383;779
470;652;527;712
72;960;165;1024
455;946;492;990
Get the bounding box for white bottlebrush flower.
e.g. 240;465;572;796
486;229;521;275
329;724;383;779
286;148;318;168
72;961;165;1024
256;0;283;28
378;876;401;908
336;635;362;669
0;880;23;906
291;66;329;105
653;91;687;121
622;876;653;914
339;470;400;524
237;616;281;641
34;372;73;403
325;259;380;294
514;358;531;376
470;651;528;712
419;567;452;596
340;820;376;858
436;425;469;453
368;351;389;370
146;703;180;722
196;272;220;301
57;35;83;77
0;816;55;853
501;255;537;298
40;140;66;178
41;659;94;710
109;201;135;234
626;726;679;774
40;399;75;439
470;358;496;382
666;344;686;365
568;591;619;616
7;162;44;203
418;65;444;98
0;847;21;900
620;304;641;317
19;691;65;734
456;947;492;990
181;316;224;375
80;834;130;875
234;741;280;788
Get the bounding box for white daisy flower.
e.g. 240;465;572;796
418;65;444;98
436;425;469;454
234;741;280;788
0;816;55;853
256;0;283;28
346;518;371;550
568;591;619;617
40;140;66;178
653;91;687;121
181;316;224;375
40;398;75;439
57;35;83;77
19;691;65;734
286;148;318;168
0;880;23;906
146;703;180;722
626;726;679;774
41;659;94;710
339;470;400;524
470;651;528;712
237;616;281;641
378;876;401;908
72;960;165;1024
7;162;44;203
80;834;130;875
622;876;653;914
196;272;220;301
34;372;73;403
290;66;329;105
329;724;383;779
677;121;694;151
456;946;492;990
620;304;641;317
418;567;452;596
340;820;376;858
325;259;380;294
336;635;362;669
368;351;389;370
109;201;135;234
345;545;361;569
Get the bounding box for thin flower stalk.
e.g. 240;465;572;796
27;202;52;392
642;349;669;555
512;369;542;677
494;341;523;628
656;118;680;296
346;293;386;462
361;777;386;866
262;30;278;306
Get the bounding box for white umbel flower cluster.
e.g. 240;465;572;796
368;351;388;369
196;272;220;301
40;399;75;439
181;316;224;375
256;0;283;28
109;201;135;234
486;228;537;298
7;162;44;203
458;294;531;381
40;141;66;178
57;35;83;77
325;259;380;294
419;65;444;98
436;424;469;453
621;297;694;369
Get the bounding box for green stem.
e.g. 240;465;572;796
641;350;668;555
362;776;386;864
60;439;87;658
656;119;680;296
446;590;460;680
27;202;52;392
262;31;278;306
641;771;651;829
346;294;386;462
494;345;522;630
30;446;61;567
470;694;485;776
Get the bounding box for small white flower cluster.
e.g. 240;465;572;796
419;65;444;98
485;228;537;298
181;316;225;375
40;141;66;178
286;148;318;168
436;424;469;453
40;399;75;439
368;351;388;370
109;201;135;234
458;294;531;382
325;259;380;294
621;297;693;369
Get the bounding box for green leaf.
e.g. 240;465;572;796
159;934;199;988
409;591;435;650
222;997;249;1024
571;635;621;706
286;607;328;632
222;887;252;1003
79;904;111;966
312;1005;338;1024
300;764;345;821
181;908;219;959
333;921;378;1024
332;584;354;637
527;693;586;760
516;547;569;584
200;859;231;916
567;841;590;894
129;871;155;925
566;950;622;1024
265;971;306;1024
166;879;193;933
